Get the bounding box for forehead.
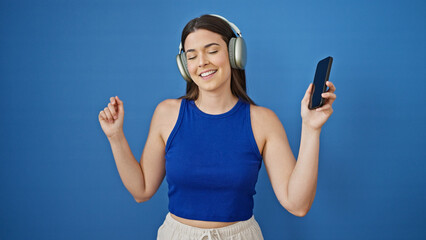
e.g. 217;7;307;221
184;29;225;50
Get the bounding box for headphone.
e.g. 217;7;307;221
176;14;247;82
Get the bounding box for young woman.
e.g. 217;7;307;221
98;14;336;240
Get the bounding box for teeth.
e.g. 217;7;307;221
201;70;216;77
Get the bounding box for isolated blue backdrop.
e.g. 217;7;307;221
1;0;425;239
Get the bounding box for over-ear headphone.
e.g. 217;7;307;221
176;14;247;82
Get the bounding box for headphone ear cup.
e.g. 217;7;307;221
228;38;237;69
233;37;247;69
176;53;192;82
228;37;247;69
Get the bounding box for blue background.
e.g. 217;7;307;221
1;0;425;239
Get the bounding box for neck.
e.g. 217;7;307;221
195;91;239;115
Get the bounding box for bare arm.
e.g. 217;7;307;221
108;132;148;202
288;81;336;214
257;108;319;217
287;124;320;215
107;100;174;203
260;82;336;217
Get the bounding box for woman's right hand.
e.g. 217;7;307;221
98;96;125;139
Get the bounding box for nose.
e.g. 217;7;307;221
198;53;209;67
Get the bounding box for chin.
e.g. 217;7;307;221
200;80;230;93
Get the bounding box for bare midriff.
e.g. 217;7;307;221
170;213;240;229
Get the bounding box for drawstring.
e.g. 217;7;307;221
198;229;223;240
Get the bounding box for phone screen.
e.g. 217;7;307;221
309;56;333;109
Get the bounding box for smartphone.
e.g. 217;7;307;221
308;56;333;110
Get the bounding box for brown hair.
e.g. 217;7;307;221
178;14;257;105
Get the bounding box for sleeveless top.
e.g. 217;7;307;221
164;97;263;222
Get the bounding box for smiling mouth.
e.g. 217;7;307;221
199;70;217;79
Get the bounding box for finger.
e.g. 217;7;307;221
110;96;116;105
321;92;337;99
308;83;313;95
99;111;106;121
115;96;122;105
315;104;332;112
104;107;114;122
115;96;124;113
108;103;118;119
326;81;336;92
322;92;337;105
100;110;111;122
303;83;313;103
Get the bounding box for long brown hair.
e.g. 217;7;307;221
178;14;257;105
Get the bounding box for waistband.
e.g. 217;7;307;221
163;212;258;239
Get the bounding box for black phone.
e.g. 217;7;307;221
308;56;333;110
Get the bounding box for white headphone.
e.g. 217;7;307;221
176;14;247;82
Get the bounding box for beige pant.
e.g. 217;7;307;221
157;212;264;240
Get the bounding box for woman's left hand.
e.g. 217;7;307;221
301;81;337;131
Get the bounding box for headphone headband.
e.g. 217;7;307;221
208;14;242;38
178;14;243;54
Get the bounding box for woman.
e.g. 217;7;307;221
98;14;336;240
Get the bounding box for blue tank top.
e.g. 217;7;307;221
165;97;263;222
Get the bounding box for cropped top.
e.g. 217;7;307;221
164;97;263;222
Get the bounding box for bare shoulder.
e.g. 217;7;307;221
250;104;282;131
249;104;283;155
250;104;278;120
155;98;182;115
152;98;183;145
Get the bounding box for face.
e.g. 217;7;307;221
184;29;232;93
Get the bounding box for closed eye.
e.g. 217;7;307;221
187;50;218;60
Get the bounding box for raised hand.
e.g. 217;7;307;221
98;96;125;139
301;81;337;131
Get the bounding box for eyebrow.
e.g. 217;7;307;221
186;43;220;53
